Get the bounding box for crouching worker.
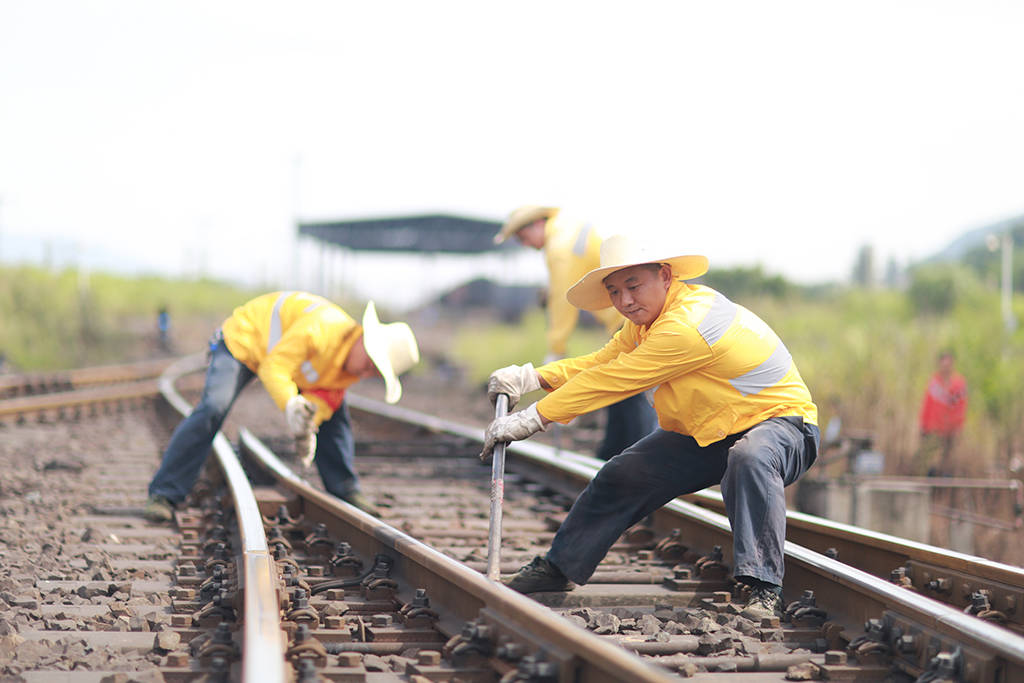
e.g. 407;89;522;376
145;291;419;521
480;236;818;621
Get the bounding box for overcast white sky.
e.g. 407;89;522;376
2;2;1023;310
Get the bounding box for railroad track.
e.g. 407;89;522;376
0;358;174;398
682;489;1024;635
2;357;1024;681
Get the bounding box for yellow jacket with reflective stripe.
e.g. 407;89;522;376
537;281;817;445
543;211;623;355
221;291;363;425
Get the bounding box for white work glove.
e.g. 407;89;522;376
285;395;316;437
487;363;541;409
480;403;548;462
296;432;317;468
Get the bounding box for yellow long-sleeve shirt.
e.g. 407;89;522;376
221;291;363;425
537;281;817;446
543;211;623;355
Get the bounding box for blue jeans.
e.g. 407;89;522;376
547;416;819;587
148;341;361;503
596;392;659;461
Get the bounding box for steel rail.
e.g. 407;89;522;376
159;354;287;683
0;379;160;417
0;358;173;395
238;426;680;683
0;362;203;419
686;488;1024;590
345;391;1024;679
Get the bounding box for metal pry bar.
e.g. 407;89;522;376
486;393;510;581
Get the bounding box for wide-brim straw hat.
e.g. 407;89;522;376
362;301;420;404
493;205;559;244
566;234;709;311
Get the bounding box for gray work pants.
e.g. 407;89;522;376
546;416;819;587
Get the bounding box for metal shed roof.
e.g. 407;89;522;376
297;214;506;253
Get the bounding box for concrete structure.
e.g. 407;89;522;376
796;476;932;544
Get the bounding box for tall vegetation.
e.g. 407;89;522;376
0;265;259;368
3;258;1020;477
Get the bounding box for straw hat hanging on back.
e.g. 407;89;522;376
566;235;709;311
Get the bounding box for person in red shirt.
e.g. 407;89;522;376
914;350;967;476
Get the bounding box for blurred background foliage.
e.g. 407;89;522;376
2;240;1022;477
0;265;260;368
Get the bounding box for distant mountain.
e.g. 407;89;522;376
923;214;1024;265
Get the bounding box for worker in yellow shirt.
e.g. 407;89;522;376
145;292;419;521
481;235;819;621
494;206;657;459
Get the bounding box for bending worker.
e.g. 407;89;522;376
481;235;819;621
495;205;657;459
145;291;419;521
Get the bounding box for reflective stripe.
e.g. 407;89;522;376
572;224;592;256
267;292;294;352
697;292;737;347
301;360;319;383
303;302;321;313
730;342;793;396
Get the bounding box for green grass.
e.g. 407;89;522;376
0;265;260;368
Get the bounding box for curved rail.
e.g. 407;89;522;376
158;354;287;683
239;426;680;683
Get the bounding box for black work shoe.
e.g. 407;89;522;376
342;492;381;517
740;586;783;621
143;495;175;523
503;556;575;594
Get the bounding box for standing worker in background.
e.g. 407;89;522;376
494;206;657;459
157;305;171;352
480;235;819;621
144;291;419;521
915;349;967;477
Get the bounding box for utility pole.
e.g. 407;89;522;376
1001;231;1016;333
987;230;1017;333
